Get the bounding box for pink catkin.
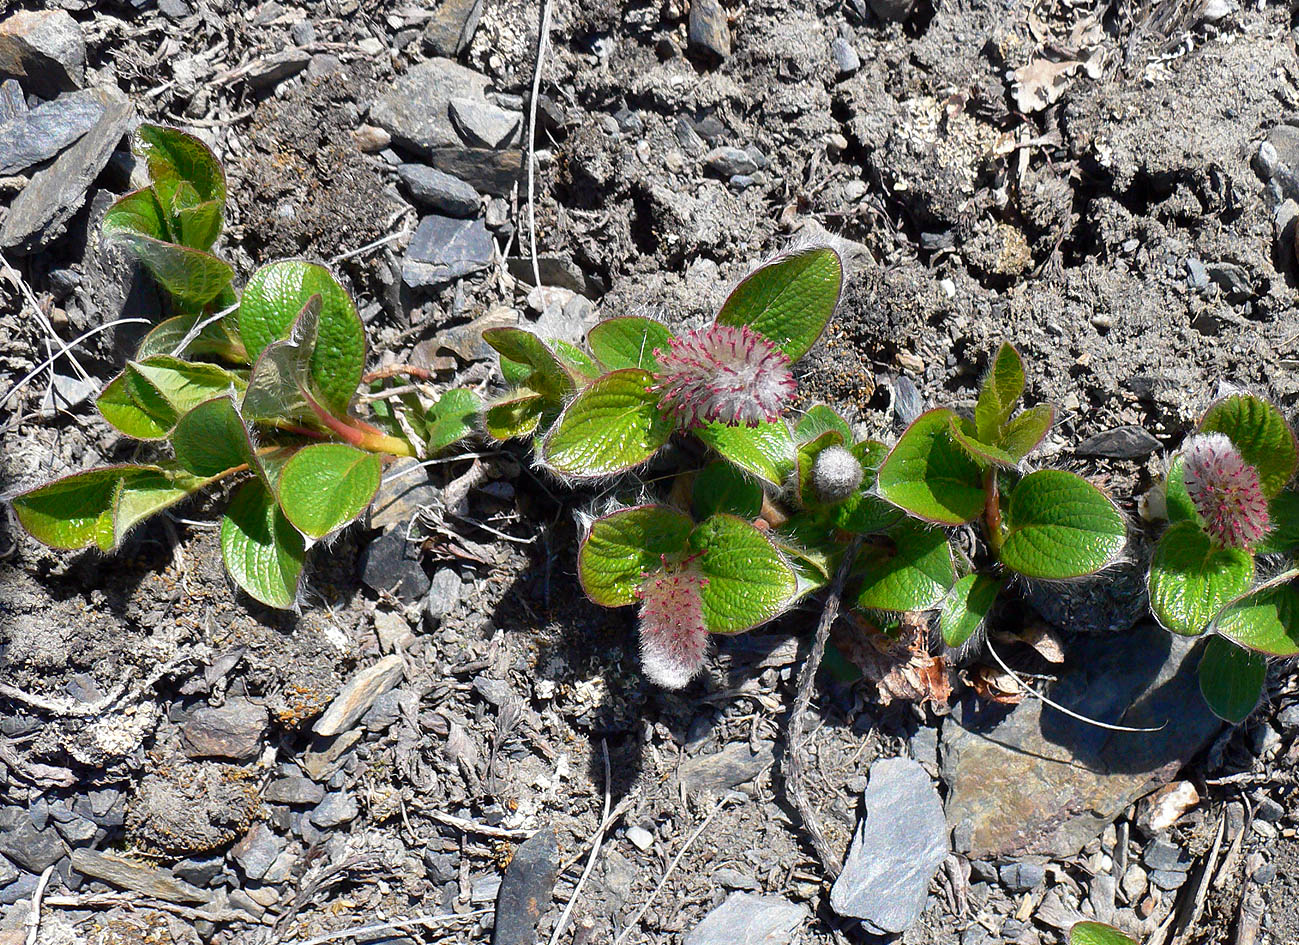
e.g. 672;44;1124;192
1182;433;1270;549
651;324;796;427
637;569;709;688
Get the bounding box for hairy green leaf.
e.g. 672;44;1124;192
241;295;322;426
876;408;986;525
1000;470;1126;579
687;514;798;632
1256;490;1299;554
1148;521;1254;636
278;444;382;539
12;467;136;550
221;478;306;609
795;404;853;444
1210;574;1299;656
715;246;843;361
97;356;244;439
542;369;673;476
948;416;1022;469
1069;923;1137;945
586;316;675;371
171;395;257;478
483;393;546;441
998;404;1054;458
1200;394;1297;497
552;340;602;380
692;460;764;520
854;519;954;612
940;573;1004;647
1198;636;1265;724
112;464;215;546
974;342;1025;443
137;124;227;206
578;505;694;606
482;327;575;402
104;232;233;306
696;420;797;486
425;388;481;454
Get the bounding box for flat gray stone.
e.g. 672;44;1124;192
370;57;490;153
687;0;731;62
0;10;85;98
1075;425;1161;459
264;777;325;806
71;849;210;904
313;655;405;737
182;698;268;761
396;163;480;217
424;567;463;620
704;146;758;177
0;87;106;175
0;85;133;253
423;0;484;57
942;626;1221;860
0;78;24;122
679;742;774;795
427;146;522;196
684;892;808;945
449;96;520;149
829;757;948;934
310;791;358;828
245;49;311;90
0;808;64;872
230;823;285;881
402;214;493;288
492;828;558;945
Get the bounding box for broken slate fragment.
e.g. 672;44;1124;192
687;0;731;63
245;48;311;90
1075;425;1161;459
0;78;24;122
71;849;210;904
449;96;521;149
0;87;106;175
230;823;285;881
428;146;522;196
942;625;1221;860
0;808;65;872
369;57;490;153
0;10;86;98
0;86;133;252
829;757;948;934
679;741;775;795
423;0;484;57
313;654;405;736
360;527;430;601
182;698;269;761
403;214;493;288
396;163;480;217
684;892;808;945
492;827;558;945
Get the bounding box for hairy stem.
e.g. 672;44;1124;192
983;468;1004;555
361;364;433;384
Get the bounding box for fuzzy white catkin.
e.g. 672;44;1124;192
811;445;864;503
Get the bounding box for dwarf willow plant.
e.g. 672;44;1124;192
11;125;478;609
481;248;1127;687
1148;393;1299;722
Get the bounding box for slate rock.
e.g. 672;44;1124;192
396;163;480;217
0;856;18;887
704;146;758;177
942;626;1221;860
313;654;405;736
403;214;493;288
310;792;359;828
264;777;326;806
1075;425;1161;459
831;37;861;75
679;742;775;795
182;698;268;760
0;86;133;253
506;254;590;295
684;892;808;945
0;872;39;906
0;87;106;175
866;0;916;22
362;689;403;732
230;823;285;881
687;0;731;62
246;49;311;90
38;373;99;416
428;146;523;196
424;567;463;620
1148;868;1188;890
0;808;65;872
0;10;85;98
71;849;209;904
1143;838;1191;873
450;96;520;149
1000;860;1046;892
370;58;490;153
1207;262;1252;303
1186;257;1209;289
423;0;484;57
0;77;24;122
829;757;948;934
173;856;224;887
360;526;430;601
492;827;558;945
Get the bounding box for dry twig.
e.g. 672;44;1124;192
526;0;554;288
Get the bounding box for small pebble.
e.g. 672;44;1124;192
625;826;654;851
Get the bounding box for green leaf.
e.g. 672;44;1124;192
687;514;798;632
12;467;136;550
1199;394;1297;497
241;295;322;426
998;404;1054;458
482;327;576;402
1198;636;1266;724
1210;574;1299;656
974;343;1025;443
105;232;234;306
1069;922;1137;945
552;340;602;380
948;416;1022;469
1147;521;1254;636
483;393;546;441
696;420;797;487
692;461;764;520
97;356;245;439
424;388;481;453
171;395;257;478
1256;490;1299;554
714;246;843;361
239;261;366;418
102;187;169;242
541;369;673;476
876;409;986;525
111;464;214;546
221;478;306;609
1164;455;1196;524
578;505;694;606
277;444;382;539
795;404;853;444
940;573;1004;647
96;373;171;439
586;316;675;371
137;124;227;206
135;308;244;362
1000;470;1126;579
832;440;904;534
174;199;223;252
854;519;955;612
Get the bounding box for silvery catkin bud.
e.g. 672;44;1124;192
811;445;864;503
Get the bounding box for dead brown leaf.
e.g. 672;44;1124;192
1012;57;1082;113
835;613;953;709
965;664;1025;705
